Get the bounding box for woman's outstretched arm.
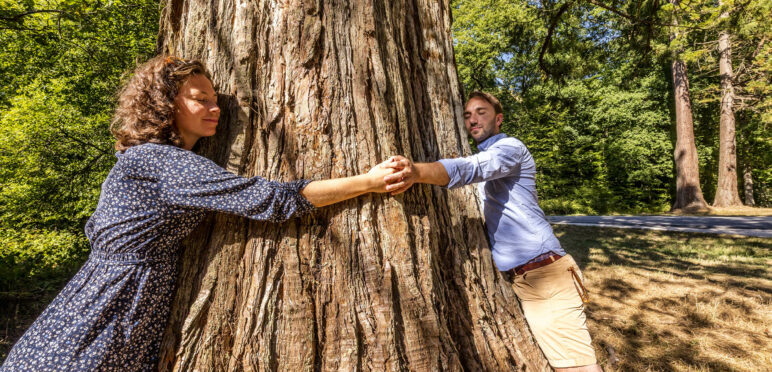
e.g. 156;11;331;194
147;145;402;221
301;158;399;207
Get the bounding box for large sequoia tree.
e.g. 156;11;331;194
669;0;709;212
155;0;549;370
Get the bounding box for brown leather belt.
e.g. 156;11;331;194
510;253;563;276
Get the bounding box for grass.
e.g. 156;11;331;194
555;207;772;217
554;225;772;372
686;206;772;217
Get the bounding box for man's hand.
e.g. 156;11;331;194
382;155;418;195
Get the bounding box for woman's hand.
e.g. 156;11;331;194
366;157;401;193
301;157;403;207
382;155;417;195
382;156;449;194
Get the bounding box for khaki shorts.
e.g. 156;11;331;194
512;254;597;368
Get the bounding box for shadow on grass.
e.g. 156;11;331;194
554;225;772;372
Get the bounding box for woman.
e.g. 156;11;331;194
1;56;399;371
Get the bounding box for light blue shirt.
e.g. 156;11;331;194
438;133;564;271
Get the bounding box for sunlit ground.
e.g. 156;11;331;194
673;206;772;216
555;225;772;371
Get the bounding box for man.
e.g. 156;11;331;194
383;92;601;372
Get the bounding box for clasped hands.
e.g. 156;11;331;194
367;156;418;195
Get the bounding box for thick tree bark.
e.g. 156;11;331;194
743;163;756;206
670;59;709;211
670;0;709;212
155;0;549;371
713;2;743;207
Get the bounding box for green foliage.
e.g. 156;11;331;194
606;128;672;208
0;0;158;297
0;81;113;228
452;0;542;91
665;0;772;204
0;228;89;295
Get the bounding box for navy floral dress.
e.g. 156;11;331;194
1;143;315;371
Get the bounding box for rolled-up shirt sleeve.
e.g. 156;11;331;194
438;142;525;189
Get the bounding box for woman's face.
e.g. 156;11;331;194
173;74;220;150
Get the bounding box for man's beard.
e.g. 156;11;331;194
471;120;497;143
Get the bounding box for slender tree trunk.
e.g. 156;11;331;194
670;0;709;212
155;0;549;371
713;2;743;207
743;163;756;206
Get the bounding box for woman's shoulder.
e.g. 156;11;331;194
117;143;191;174
122;142;187;158
119;142;222;176
127;142;213;163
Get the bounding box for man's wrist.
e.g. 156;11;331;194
413;162;449;186
412;162;424;184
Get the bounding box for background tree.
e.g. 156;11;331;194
677;0;771;207
154;0;548;370
667;0;710;211
724;0;771;205
712;0;743;207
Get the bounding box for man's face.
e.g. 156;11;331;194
464;97;503;143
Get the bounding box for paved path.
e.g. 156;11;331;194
547;215;772;238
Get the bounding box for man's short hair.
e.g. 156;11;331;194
467;91;503;115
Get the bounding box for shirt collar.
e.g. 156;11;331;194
477;133;507;151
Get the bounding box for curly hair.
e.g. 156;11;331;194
111;56;212;151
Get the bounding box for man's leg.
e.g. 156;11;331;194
512;255;601;370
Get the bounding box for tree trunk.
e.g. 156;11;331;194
670;0;709;212
155;1;549;371
743;163;756;206
713;2;743;207
670;59;709;211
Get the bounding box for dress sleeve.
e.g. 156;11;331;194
437;141;526;189
157;149;316;222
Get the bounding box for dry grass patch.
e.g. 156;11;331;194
670;206;772;216
554;225;772;371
